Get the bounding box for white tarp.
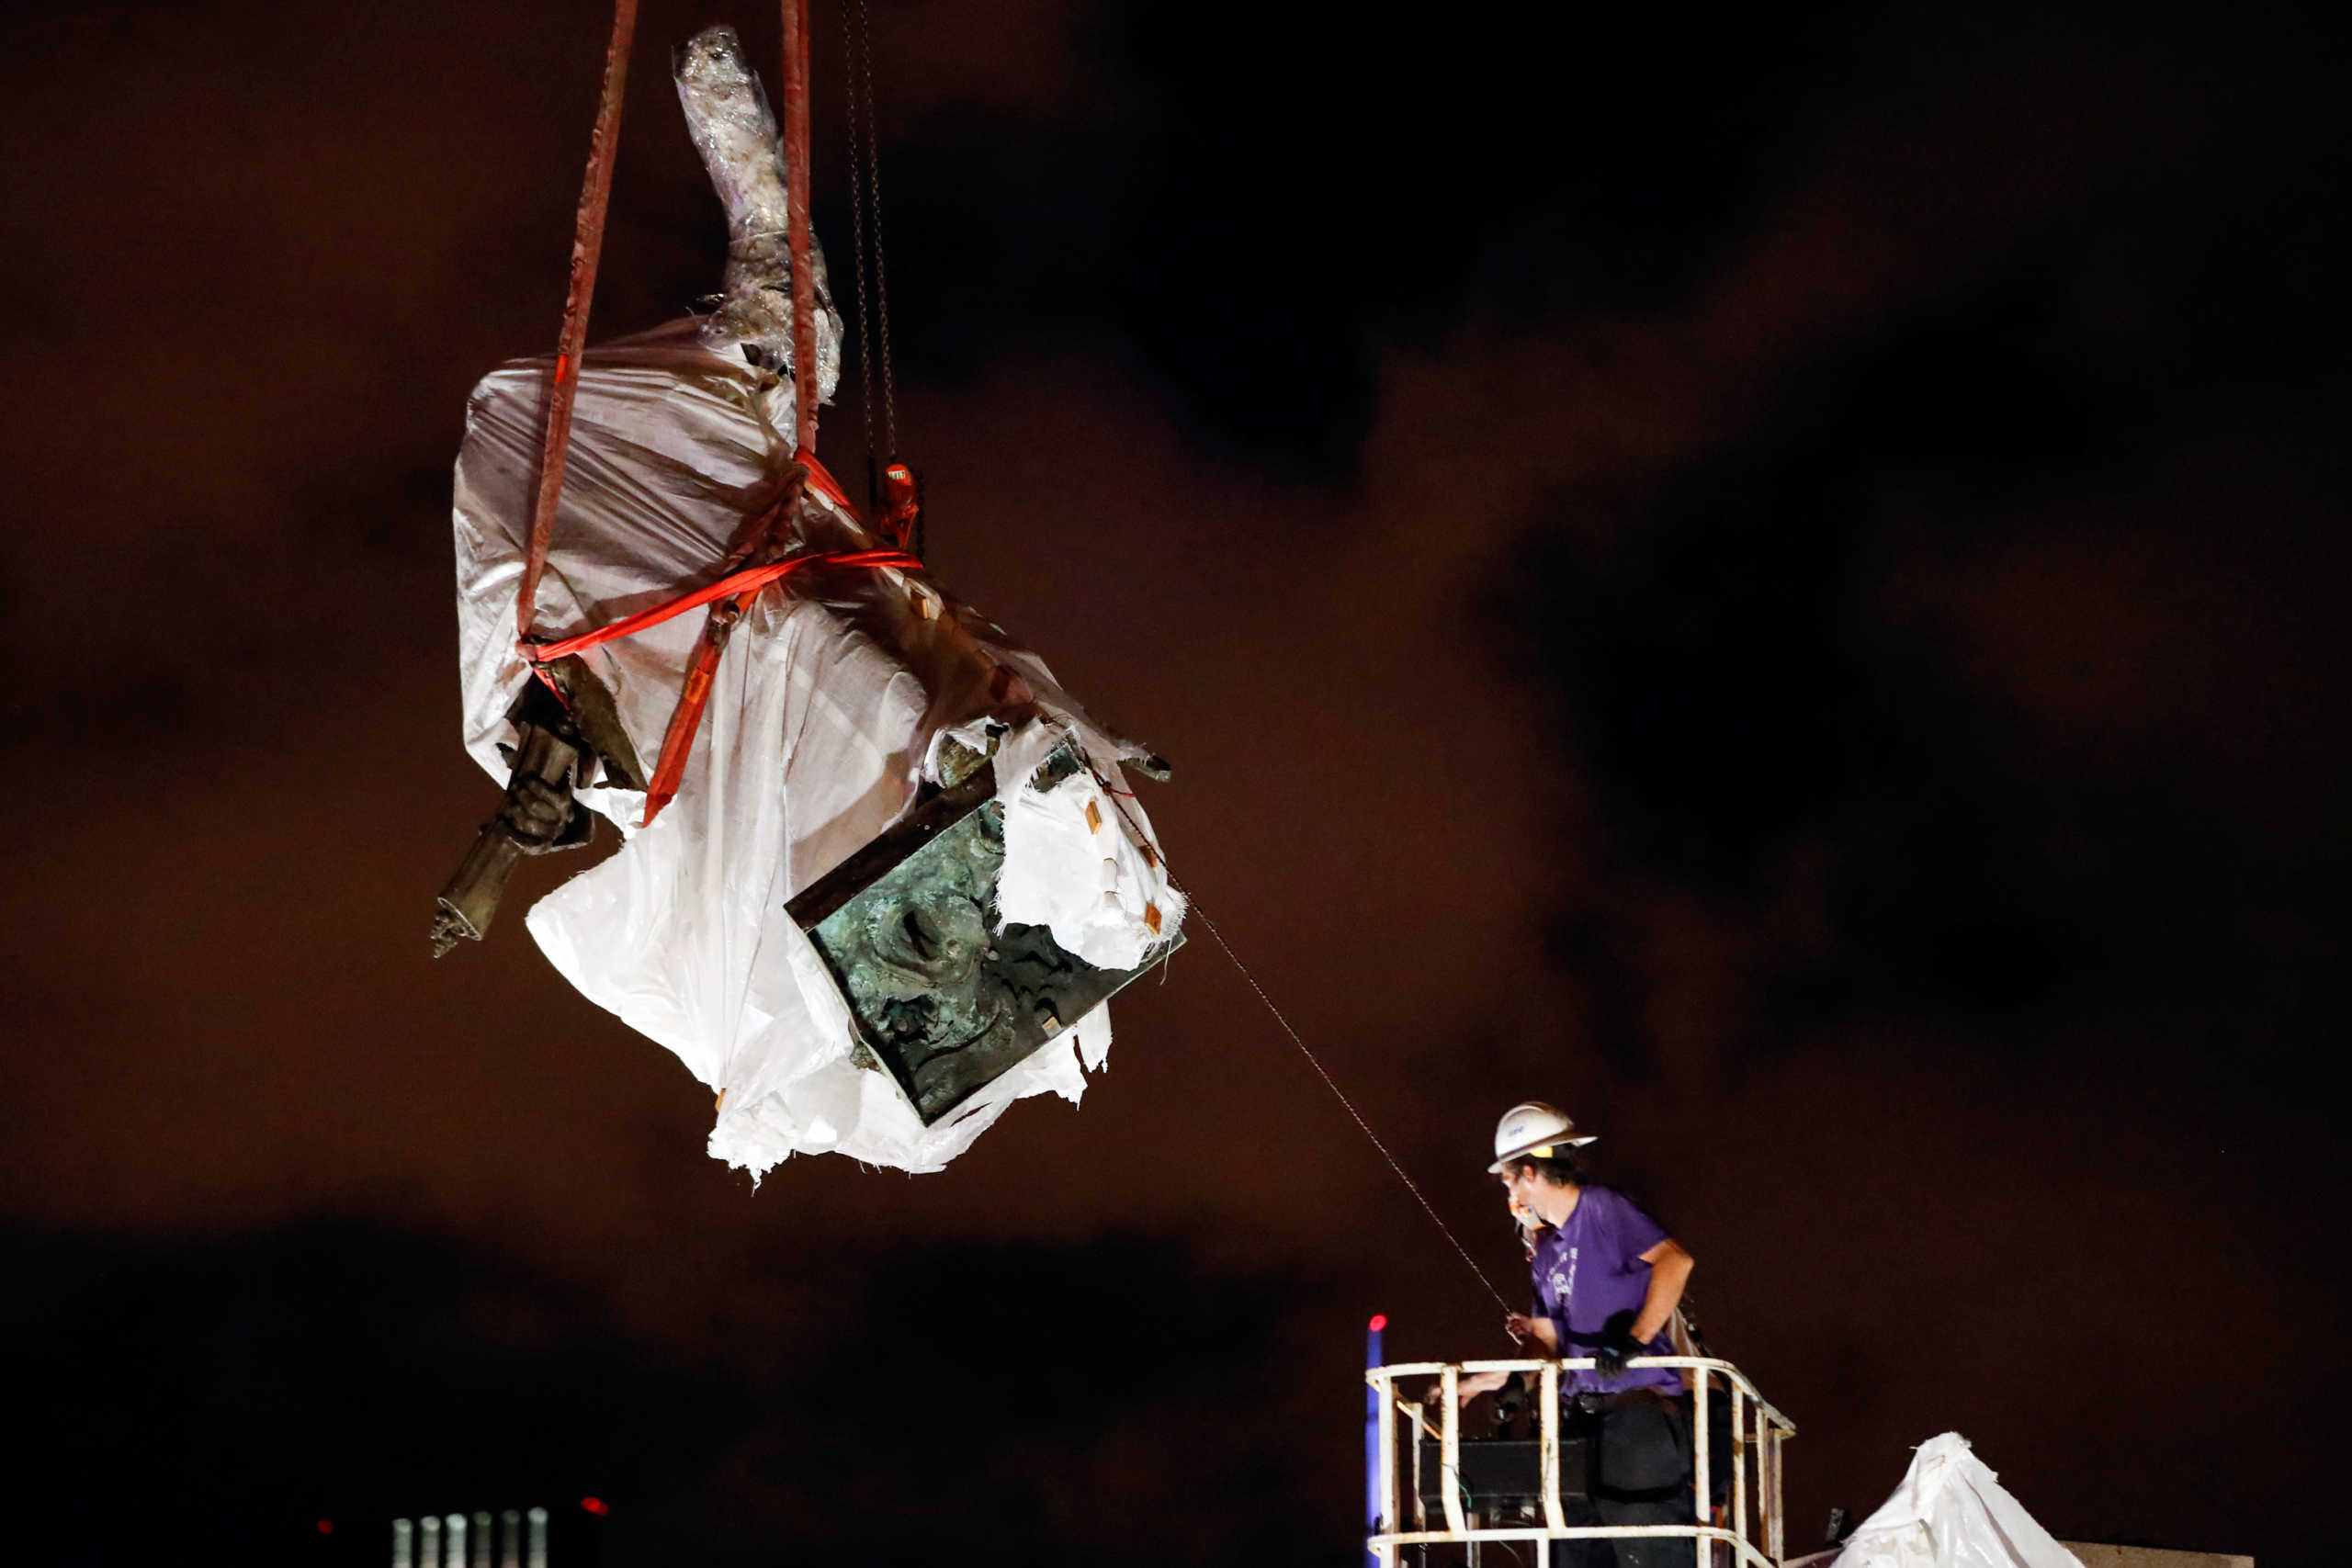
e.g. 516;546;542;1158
1833;1434;2085;1568
450;320;1182;1175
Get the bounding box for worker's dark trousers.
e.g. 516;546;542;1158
1552;1393;1695;1568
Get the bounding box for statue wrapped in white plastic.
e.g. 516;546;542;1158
445;25;1182;1176
1831;1435;2086;1568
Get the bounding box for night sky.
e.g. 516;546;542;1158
4;1;2347;1564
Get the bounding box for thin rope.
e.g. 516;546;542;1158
1079;750;1514;1314
1179;897;1516;1314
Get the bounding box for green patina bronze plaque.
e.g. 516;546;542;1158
785;743;1181;1124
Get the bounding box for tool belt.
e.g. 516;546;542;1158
1566;1387;1692;1500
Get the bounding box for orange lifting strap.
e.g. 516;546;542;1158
514;0;907;827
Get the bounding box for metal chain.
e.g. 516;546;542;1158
843;0;878;502
853;0;899;462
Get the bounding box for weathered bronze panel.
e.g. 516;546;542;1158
786;745;1179;1124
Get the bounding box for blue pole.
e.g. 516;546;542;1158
1365;1313;1386;1568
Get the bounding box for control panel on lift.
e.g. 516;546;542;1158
1419;1374;1596;1511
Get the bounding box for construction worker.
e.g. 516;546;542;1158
1457;1101;1698;1568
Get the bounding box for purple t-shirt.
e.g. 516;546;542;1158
1529;1185;1683;1397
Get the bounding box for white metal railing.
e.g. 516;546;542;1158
1366;1358;1797;1568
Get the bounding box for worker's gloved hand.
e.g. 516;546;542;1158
1492;1371;1529;1427
1592;1316;1642;1380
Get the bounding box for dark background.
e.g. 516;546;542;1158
3;0;2346;1562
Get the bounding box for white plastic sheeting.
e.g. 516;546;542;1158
451;321;1181;1174
1833;1434;2086;1568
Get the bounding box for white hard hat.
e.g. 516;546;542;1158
1488;1100;1597;1171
